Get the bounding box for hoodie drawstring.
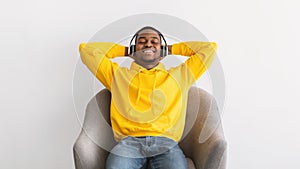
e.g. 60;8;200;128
135;69;158;105
136;70;141;104
153;71;157;91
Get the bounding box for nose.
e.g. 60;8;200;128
145;41;152;48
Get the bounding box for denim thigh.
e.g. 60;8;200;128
148;144;187;169
106;136;187;169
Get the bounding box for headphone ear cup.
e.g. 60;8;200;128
130;45;136;56
161;46;168;57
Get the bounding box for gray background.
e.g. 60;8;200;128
1;0;299;169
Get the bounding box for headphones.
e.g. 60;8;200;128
128;27;168;57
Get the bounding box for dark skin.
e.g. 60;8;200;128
125;29;172;70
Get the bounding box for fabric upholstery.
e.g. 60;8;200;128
73;87;227;169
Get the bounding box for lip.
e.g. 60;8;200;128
142;49;156;53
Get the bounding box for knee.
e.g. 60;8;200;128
106;153;145;169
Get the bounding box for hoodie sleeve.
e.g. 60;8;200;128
170;41;217;86
79;42;126;90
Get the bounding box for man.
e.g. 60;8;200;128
79;26;217;169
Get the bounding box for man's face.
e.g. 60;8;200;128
133;29;162;68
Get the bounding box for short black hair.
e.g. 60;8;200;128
134;26;162;43
135;26;162;36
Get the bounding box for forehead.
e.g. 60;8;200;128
137;29;160;39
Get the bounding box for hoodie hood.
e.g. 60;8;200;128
130;61;166;72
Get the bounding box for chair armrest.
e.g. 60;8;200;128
73;89;115;169
73;130;108;169
180;87;227;169
190;126;227;169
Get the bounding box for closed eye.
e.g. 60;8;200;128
137;37;160;45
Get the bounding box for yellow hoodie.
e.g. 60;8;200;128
79;41;217;142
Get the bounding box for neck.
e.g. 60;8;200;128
135;61;159;70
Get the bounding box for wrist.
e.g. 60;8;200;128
125;47;129;56
168;45;172;55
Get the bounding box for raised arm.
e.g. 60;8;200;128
169;41;217;86
79;42;127;89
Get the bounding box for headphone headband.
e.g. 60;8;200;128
128;27;168;57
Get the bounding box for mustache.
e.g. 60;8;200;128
142;48;156;52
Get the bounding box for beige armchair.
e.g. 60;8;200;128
73;87;227;169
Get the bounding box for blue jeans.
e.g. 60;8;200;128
106;136;187;169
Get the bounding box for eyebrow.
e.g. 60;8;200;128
137;36;159;39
